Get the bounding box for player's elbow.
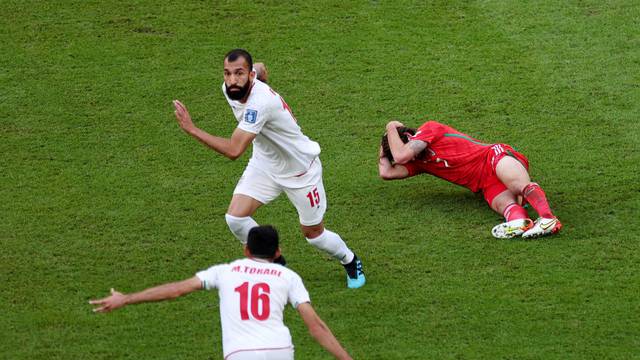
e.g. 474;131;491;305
226;148;244;160
393;152;413;165
379;168;396;181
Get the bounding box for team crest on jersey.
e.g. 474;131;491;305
244;109;258;124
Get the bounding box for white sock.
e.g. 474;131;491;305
225;214;258;244
306;229;355;265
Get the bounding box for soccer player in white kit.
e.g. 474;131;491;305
172;49;365;288
90;225;353;360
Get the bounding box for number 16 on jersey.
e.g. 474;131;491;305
234;282;271;321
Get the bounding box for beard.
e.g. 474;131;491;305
225;81;251;101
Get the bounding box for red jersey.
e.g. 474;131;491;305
403;121;495;193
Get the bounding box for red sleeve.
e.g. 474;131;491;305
408;121;442;144
401;121;442;177
400;161;421;177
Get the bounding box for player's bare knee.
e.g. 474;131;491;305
499;174;530;195
301;223;324;239
227;194;262;217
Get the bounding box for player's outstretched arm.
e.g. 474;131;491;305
173;100;256;160
297;303;353;360
89;277;202;313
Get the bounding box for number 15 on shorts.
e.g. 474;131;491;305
306;187;320;208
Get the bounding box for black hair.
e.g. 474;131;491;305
224;49;253;71
247;225;279;259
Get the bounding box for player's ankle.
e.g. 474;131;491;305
342;255;360;279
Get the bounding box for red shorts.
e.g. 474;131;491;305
481;144;529;206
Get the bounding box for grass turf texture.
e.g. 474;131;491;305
2;1;639;359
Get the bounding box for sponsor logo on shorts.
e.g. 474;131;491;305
245;109;258;124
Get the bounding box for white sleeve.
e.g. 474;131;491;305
237;102;270;134
288;273;311;309
196;264;225;291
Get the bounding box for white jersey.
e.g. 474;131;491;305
196;258;311;358
223;80;321;179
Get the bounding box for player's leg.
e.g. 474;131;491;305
495;152;562;238
494;155;531;196
226;166;280;244
283;163;365;288
285;183;355;265
484;173;532;238
490;190;528;219
488;189;532;239
496;153;562;238
225;194;263;244
298;220;365;290
299;221;355;266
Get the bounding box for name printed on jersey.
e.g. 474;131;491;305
245;109;258;124
231;265;282;277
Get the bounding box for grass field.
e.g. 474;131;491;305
2;1;639;359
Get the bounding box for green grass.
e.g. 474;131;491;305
2;1;639;359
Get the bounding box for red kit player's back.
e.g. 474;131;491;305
404;121;494;192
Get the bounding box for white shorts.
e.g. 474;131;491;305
225;347;294;360
233;159;327;226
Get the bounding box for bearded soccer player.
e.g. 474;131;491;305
379;120;562;239
90;226;353;360
172;49;364;288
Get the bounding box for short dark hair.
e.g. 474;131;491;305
381;126;417;162
224;49;253;71
247;225;279;259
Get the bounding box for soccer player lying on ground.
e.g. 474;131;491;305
90;225;353;360
172;48;364;288
378;120;562;239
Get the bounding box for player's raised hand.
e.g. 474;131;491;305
89;288;128;313
386;120;405;131
254;62;268;83
173;100;196;133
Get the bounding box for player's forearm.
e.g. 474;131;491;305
387;135;412;164
186;127;243;160
125;282;191;305
309;322;352;360
379;158;407;180
378;158;394;180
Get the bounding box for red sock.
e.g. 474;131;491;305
522;183;554;218
503;203;529;222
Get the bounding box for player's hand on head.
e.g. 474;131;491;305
254;62;268;83
89;288;127;313
386;120;405;131
173;100;196;132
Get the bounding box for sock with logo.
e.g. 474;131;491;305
503;202;530;222
522;183;555;218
